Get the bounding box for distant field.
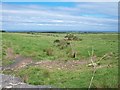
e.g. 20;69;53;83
2;32;118;88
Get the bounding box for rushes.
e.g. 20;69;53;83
88;47;97;89
88;47;111;89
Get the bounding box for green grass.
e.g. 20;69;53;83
2;32;118;88
2;33;118;60
13;64;118;88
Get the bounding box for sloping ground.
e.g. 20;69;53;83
0;74;52;89
2;48;33;70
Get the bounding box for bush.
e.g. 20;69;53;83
43;48;53;56
65;33;74;40
54;39;71;49
64;33;82;41
53;39;60;43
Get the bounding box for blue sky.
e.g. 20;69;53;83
1;2;118;32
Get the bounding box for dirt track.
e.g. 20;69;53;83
3;48;91;71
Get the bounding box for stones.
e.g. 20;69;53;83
0;74;52;88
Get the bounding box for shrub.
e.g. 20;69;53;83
54;39;71;49
43;48;53;56
53;39;60;43
65;33;74;40
64;33;82;41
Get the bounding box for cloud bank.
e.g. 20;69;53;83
2;2;118;32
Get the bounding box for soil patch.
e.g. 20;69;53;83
3;48;33;70
35;60;88;71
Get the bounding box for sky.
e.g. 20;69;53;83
1;2;118;32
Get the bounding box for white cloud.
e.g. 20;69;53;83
2;2;118;31
51;20;64;23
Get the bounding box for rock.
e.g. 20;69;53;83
87;63;97;67
0;74;52;89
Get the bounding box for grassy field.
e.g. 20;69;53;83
2;32;118;88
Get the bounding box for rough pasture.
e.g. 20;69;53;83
2;32;118;88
